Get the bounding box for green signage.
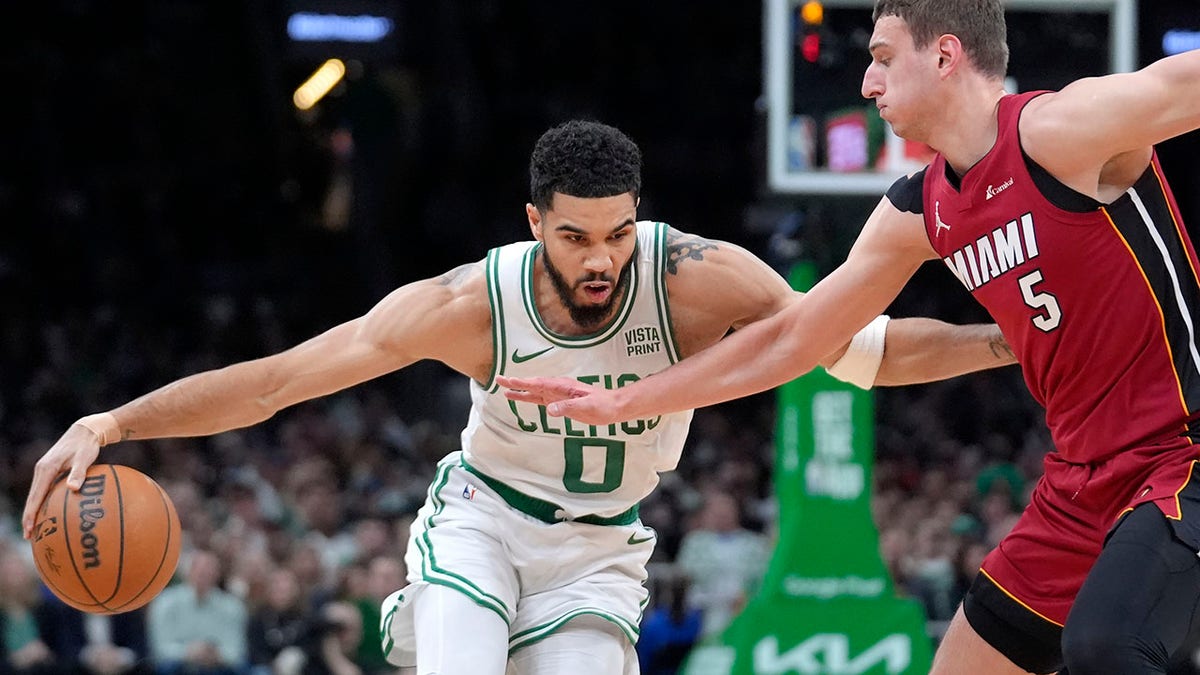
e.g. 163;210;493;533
681;262;932;675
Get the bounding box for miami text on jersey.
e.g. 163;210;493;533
942;212;1041;292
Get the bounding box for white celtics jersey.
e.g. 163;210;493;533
461;220;694;519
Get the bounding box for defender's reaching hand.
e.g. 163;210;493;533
497;375;627;425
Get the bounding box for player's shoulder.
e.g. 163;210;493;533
365;258;494;379
418;259;493;335
657;224;791;343
659;224;725;271
431;259;488;291
658;224;775;292
658;224;788;304
885;168;928;215
404;259;491;323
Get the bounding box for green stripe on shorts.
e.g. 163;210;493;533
418;459;511;623
508;609;641;654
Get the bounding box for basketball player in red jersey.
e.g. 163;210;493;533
500;2;1200;673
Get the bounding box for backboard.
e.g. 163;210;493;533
764;0;1138;195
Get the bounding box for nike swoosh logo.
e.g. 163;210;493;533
628;532;655;545
511;346;553;363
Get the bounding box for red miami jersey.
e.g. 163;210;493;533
921;91;1200;464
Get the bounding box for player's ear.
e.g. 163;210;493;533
936;34;963;74
526;203;544;241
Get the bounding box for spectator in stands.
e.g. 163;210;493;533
148;549;247;675
675;491;771;638
293;601;365;675
637;572;703;675
352;556;404;674
285;460;356;578
0;550;57;674
247;568;312;675
36;592;151;675
287;543;335;610
906;520;959;622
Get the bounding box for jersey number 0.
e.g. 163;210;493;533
563;439;625;493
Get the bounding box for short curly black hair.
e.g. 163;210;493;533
529;120;642;211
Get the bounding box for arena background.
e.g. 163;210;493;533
1;2;1198;674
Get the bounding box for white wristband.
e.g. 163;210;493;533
76;412;121;446
826;315;889;389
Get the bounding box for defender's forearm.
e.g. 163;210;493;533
875;320;1015;386
613;303;829;419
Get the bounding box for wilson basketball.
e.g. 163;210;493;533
29;464;181;614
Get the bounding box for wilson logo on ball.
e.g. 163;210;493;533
77;474;107;569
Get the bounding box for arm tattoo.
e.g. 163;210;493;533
988;334;1015;360
437;263;475;288
665;229;718;275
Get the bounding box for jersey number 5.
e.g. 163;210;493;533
563;438;625;493
1018;270;1062;332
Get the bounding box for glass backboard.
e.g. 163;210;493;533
765;0;1137;195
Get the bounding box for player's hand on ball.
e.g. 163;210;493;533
497;375;626;425
28;464;181;613
22;422;101;540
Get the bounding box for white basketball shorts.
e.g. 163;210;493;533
380;451;657;667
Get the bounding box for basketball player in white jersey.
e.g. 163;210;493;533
23;120;1016;674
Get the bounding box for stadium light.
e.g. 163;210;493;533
801;1;823;25
293;59;346;111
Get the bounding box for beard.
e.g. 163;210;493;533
542;245;635;330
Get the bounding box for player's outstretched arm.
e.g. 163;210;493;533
23;261;490;538
1022;50;1200;193
502;202;937;423
873;320;1015;386
501;318;1015;413
646;226;1017;388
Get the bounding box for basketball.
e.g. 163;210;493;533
29;464;182;614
